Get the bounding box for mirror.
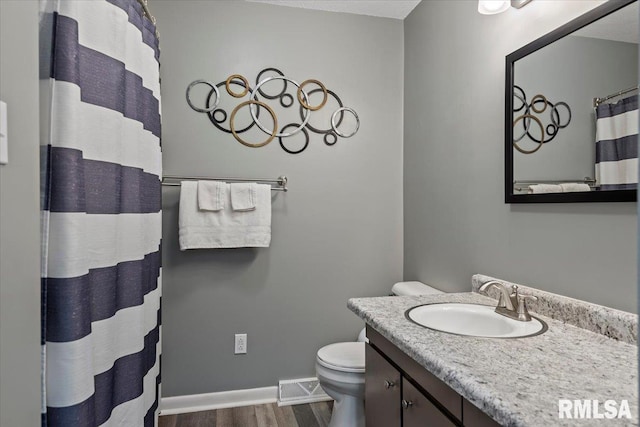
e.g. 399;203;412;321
505;0;638;203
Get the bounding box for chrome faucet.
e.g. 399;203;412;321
478;280;537;322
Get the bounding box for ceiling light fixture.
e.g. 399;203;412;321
478;0;533;15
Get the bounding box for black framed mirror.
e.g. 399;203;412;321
505;0;638;203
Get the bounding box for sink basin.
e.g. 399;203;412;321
405;303;547;338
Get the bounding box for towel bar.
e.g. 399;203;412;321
161;175;288;191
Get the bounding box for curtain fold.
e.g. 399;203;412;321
595;95;638;190
40;1;162;426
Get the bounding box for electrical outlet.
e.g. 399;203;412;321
234;333;247;354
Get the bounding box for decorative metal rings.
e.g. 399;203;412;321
186;80;220;113
279;124;310;154
512;87;572;154
226;74;250;98
513;114;544;154
187;67;360;154
230;100;278;148
550;102;571;129
298;79;328;111
250;76;311;138
530;94;548;113
331;107;360;138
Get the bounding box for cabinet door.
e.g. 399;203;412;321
365;344;401;427
402;379;457;427
463;399;500;427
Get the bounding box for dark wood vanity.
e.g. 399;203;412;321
365;326;499;427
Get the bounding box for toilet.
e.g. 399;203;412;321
315;281;443;427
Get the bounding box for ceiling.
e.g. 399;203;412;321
572;1;638;44
245;0;422;20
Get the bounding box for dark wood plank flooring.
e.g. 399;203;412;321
159;401;333;427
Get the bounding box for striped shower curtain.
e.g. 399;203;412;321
41;1;162;426
595;95;638;190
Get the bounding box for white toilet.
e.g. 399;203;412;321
315;281;443;427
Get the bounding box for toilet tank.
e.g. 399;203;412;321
356;281;443;343
391;281;443;296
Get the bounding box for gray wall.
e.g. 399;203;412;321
154;1;404;396
0;0;42;425
404;0;637;313
514;35;638;182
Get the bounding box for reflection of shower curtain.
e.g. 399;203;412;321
41;1;162;426
595;95;638;190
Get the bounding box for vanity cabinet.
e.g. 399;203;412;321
365;341;401;427
366;325;499;427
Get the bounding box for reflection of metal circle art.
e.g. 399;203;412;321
530;94;548;113
513;114;544;154
250;76;311;138
206;80;261;135
331;107;360;138
230;100;277;148
299;88;345;134
187;80;220;113
511;88;572;154
551;101;571;129
324;132;338;146
226;74;250;98
255;68;287;100
527;98;557;144
187;68;359;154
279;124;310;154
513;103;531;143
298;79;328;111
280;93;294;108
513;85;527;112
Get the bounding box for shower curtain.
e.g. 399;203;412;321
595;95;638;190
41;1;162;426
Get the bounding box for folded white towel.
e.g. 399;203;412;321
197;180;226;211
179;181;271;250
527;184;563;194
559;183;591;192
230;183;257;211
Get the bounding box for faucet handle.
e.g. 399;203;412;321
478;281;513;308
516;294;537;321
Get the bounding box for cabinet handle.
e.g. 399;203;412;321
384;380;395;389
402;399;414;409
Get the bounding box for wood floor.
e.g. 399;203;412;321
159;401;334;427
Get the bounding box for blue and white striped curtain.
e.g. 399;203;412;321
595;95;638;190
41;1;162;426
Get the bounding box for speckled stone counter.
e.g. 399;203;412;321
348;291;638;426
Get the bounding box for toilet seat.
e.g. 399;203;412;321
316;342;365;373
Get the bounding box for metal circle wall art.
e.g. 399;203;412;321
186;68;360;154
512;85;571;155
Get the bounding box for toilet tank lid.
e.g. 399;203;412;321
392;281;443;296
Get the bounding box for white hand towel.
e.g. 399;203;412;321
527;184;563;194
197;180;226;211
559;183;591;192
230;183;257;211
179;181;271;250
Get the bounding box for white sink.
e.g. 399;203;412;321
406;303;547;338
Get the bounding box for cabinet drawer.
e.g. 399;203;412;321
403;378;457;427
365;343;402;427
367;325;462;421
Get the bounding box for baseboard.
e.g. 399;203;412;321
160;386;278;416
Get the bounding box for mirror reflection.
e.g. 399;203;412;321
508;0;638;200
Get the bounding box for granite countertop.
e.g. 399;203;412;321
348;292;638;427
